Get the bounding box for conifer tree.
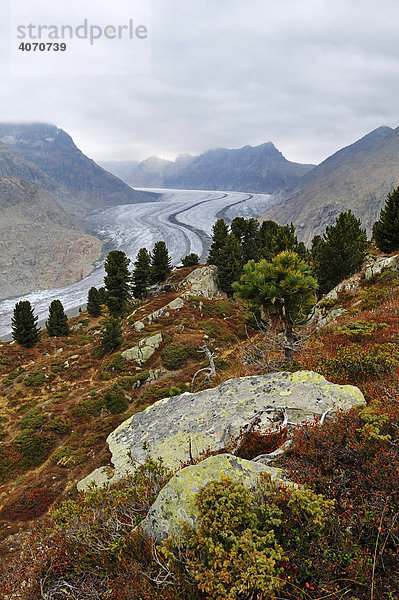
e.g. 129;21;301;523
208;219;229;267
11;300;40;348
181;253;200;267
132;247;151;298
104;250;131;317
373;187;399;253
312;210;367;295
87;287;101;317
233;251;318;363
151;241;172;283
46;300;69;337
101;316;123;353
217;234;243;296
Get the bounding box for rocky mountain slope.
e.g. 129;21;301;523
101;142;315;193
0;123;157;217
0;257;398;598
0;177;102;299
261;125;399;244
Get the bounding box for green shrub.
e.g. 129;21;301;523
119;371;150;390
92;345;107;359
24;371;46;387
334;319;387;339
44;417;71;434
169;383;188;396
201;319;222;338
20;407;45;431
160;342;196;370
72;395;106;417
202;300;235;317
163;478;285;599
317;343;399;381
51;446;85;467
15;430;55;467
4;366;25;384
104;385;128;414
102;353;127;373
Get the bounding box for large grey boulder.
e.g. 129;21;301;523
141;453;287;541
100;371;365;484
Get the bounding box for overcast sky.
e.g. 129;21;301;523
1;0;399;165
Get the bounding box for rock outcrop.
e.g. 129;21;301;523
121;332;163;365
141;454;288;541
78;371;365;490
130;266;220;332
364;253;399;280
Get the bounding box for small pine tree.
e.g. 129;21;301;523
46;300;69;337
181;253;200;267
101;317;123;353
151;241;172;284
104;250;131;317
87;287;101;317
373;187;399;253
313;210;367;295
132;247;151;298
11;300;40;348
208;219;229;267
217;234;243;296
233;251;318;363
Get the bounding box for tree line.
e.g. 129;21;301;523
9;186;399;350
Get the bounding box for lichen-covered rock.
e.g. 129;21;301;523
141;454;287;541
104;371;365;481
364;253;399;280
180;265;219;299
130;266;219;332
121;332;162;365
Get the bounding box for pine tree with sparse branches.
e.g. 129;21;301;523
11;300;40;348
104;250;131;317
101;316;123;353
373;186;399;253
87;287;102;317
151;241;172;284
132;247;151;298
46;300;69;337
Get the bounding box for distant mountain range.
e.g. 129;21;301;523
0;123;156;300
261;126;399;244
100;142;315;194
102;126;399;246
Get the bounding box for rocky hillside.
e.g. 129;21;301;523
0;141;104;300
261;125;399;244
102;142;315;194
0;123;157;217
0;259;398;598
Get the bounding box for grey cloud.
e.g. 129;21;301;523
1;0;398;165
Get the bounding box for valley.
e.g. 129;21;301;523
0;188;275;339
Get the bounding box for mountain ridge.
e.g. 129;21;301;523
100;141;315;194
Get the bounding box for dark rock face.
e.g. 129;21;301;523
0;123;157;216
261;126;399;244
104;142;315;194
